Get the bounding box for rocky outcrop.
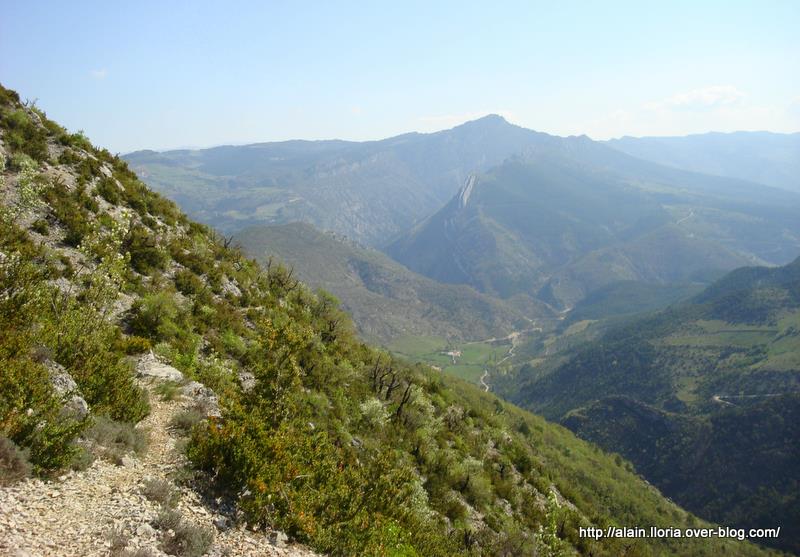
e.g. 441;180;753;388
46;360;89;420
182;381;221;418
135;352;184;382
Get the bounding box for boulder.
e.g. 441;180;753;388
183;381;221;418
45;360;89;419
135;352;184;382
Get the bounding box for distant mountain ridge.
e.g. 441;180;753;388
126;117;800;313
606;131;800;192
124;115;561;246
388;139;800;308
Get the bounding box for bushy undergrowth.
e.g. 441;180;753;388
155;509;214;557
86;416;148;455
170;407;204;435
142;478;179;507
0;204;147;471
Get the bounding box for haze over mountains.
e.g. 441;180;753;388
607;131;800;193
125;115;558;246
127;117;800;315
388;133;800;309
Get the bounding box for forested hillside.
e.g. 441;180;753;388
0;84;776;556
507;258;800;552
233;222;541;343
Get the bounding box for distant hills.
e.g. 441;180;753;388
233;222;540;343
388;140;800;308
504;257;800;552
124;115;560;246
126;117;800;327
607;131;800;193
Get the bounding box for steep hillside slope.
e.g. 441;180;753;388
607;131;800;192
0;84;775;556
507;258;800;552
124;115;559;246
233;222;541;343
388;145;800;308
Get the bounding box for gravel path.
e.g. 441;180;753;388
0;374;320;557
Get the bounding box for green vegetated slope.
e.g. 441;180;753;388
233;221;542;344
0;84;776;556
388;141;800;309
607;131;800;193
508;258;800;553
565;280;706;321
124;115;559;246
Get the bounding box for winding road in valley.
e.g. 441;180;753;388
479;369;491;392
478;326;532;392
711;392;792;406
676;209;695;225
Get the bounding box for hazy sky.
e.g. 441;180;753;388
2;0;798;153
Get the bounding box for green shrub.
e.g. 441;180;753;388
85;416;148;463
0;108;49;161
43;180;91;247
31;218;49;235
116;335;152;355
155;381;183;402
58;148;81;166
129;292;181;341
97;177;120;205
64;131;93;152
170;408;204;435
125;225;167;274
47;310;150;423
69;445;94;471
175;269;204;296
0;256;88;473
0;354;85;472
0;84;20;105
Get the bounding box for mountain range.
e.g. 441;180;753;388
128;118;800;316
388;138;800;308
607;131;800;193
124;115;560;246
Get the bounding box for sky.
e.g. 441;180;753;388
1;0;799;153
